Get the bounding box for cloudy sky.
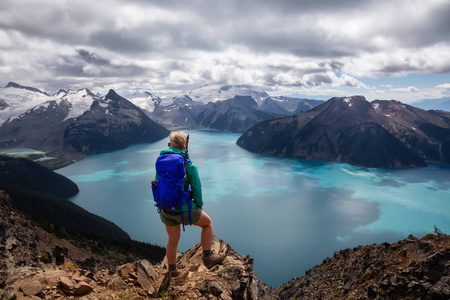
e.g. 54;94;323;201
1;0;450;102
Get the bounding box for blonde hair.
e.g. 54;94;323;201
169;132;187;151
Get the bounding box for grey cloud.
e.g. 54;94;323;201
387;2;450;49
89;30;153;54
78;1;372;59
263;74;279;86
378;63;421;76
328;61;344;71
50;50;148;78
0;1;99;45
77;49;110;66
310;74;333;85
130;0;376;18
200;70;212;81
89;20;223;56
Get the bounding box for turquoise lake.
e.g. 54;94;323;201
57;129;450;287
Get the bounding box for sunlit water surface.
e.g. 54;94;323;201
57;129;450;286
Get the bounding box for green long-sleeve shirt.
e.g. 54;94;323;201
155;148;203;211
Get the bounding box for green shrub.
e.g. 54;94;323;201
422;233;437;240
40;252;50;263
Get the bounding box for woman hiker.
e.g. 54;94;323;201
155;132;224;276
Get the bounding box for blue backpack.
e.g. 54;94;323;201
152;153;192;231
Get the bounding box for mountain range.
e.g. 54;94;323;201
127;84;324;131
0;82;170;167
193;95;281;133
412;96;450;112
237;96;450;168
2;82;450;169
0;82;323;167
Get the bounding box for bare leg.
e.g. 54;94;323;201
193;211;213;251
165;224;181;265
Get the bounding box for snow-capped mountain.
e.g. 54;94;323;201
60;89;99;121
128;85;324;128
0;82;101;125
127;91;162;114
0;82;58;125
187;84;270;105
0;83;169;163
64;90;170;154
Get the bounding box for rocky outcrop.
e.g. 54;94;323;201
1;237;279;300
0;190;118;280
0;188;276;298
278;232;450;300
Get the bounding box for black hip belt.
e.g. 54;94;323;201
163;209;181;215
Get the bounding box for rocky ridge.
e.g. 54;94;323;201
0;189;278;299
1;189;449;299
1;238;279;300
278;230;450;300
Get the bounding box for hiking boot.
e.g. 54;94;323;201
202;250;224;269
169;268;181;277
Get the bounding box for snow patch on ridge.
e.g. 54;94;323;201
0;86;58;124
344;97;352;107
187;84;269;105
62;89;97;121
127;92;158;112
0;86;98;124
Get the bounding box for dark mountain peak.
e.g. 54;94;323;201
102;89;143;112
230;95;257;107
104;89;134;106
329;95;370;108
6;82;48;95
105;89;121;101
53;89;67;96
172;95;194;105
311;95;378;128
84;88;97;98
144;91;161;100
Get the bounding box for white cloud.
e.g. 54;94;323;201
391;86;420;93
0;0;449;100
0;30;14;48
435;83;450;96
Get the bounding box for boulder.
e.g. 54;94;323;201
109;276;127;291
75;282;93;295
19;280;42;296
60;276;74;291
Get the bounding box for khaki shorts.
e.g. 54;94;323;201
160;207;203;227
